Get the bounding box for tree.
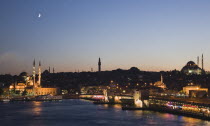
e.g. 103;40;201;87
15;90;20;95
22;90;27;96
0;88;3;95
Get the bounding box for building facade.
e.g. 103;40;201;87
9;60;60;96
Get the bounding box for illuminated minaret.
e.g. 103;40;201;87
202;54;204;70
197;56;199;67
98;57;101;72
38;61;41;86
161;74;163;83
33;59;36;87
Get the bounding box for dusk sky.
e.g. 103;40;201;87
1;0;210;75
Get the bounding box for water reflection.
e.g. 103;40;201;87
112;104;122;109
102;104;122;110
181;116;210;125
32;101;42;115
103;104;109;108
133;110;143;116
159;113;176;120
0;100;210;126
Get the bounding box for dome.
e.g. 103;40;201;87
186;61;196;66
19;72;28;77
129;67;140;73
181;61;205;75
18;72;28;83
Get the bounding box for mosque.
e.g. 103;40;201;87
181;54;205;75
9;60;59;96
154;74;166;89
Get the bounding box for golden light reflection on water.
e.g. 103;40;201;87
158;112;210;125
112;104;122;109
103;104;109;108
102;104;122;109
181;116;207;124
102;104;123;113
133;110;143;116
159;113;175;120
32;101;42;115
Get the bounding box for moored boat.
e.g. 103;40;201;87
1;98;10;102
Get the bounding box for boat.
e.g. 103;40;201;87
1;98;10;102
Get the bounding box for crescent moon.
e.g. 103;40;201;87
38;13;41;18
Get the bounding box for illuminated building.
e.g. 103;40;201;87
183;85;208;97
133;90;149;108
80;86;107;95
154;74;166;89
181;61;205;75
9;60;59;96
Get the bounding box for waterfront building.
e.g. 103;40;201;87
133;90;149;108
103;89;109;102
80;86;107;95
183;85;208;97
154;74;166;89
9;60;59;96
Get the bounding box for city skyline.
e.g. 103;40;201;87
1;0;210;74
0;55;207;75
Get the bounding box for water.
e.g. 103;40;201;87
0;99;210;126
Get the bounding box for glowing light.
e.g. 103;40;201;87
38;13;41;18
92;95;104;100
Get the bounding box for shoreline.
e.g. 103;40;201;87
122;106;210;121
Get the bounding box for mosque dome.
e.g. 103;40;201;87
18;72;29;83
19;72;28;77
181;61;205;75
186;61;196;66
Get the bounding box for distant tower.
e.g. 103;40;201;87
197;56;199;67
161;74;163;83
33;59;36;87
202;54;204;70
38;61;41;86
49;66;51;73
53;67;55;73
98;57;101;72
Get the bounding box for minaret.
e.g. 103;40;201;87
197;56;199;67
38;61;41;86
98;57;101;72
53;67;55;73
202;54;204;70
49;66;51;73
33;59;36;87
161;74;163;83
